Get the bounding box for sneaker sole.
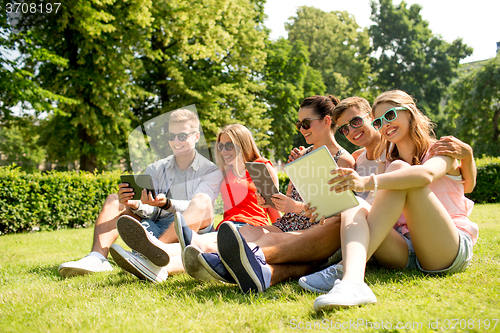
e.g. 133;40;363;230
109;245;147;281
298;278;331;294
58;266;95;277
217;222;264;293
117;216;170;267
182;245;217;282
313;297;377;311
198;254;235;284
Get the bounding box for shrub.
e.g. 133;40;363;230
466;157;500;204
0;166;120;234
277;171;290;194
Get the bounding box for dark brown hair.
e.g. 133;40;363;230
300;95;340;131
331;97;371;123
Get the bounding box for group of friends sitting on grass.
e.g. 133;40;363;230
58;90;478;312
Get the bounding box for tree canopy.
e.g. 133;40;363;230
369;0;472;121
134;0;270;147
445;56;500;157
286;6;371;98
260;38;325;160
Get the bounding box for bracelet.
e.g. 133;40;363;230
370;173;378;197
161;198;172;210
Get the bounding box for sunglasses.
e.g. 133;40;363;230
371;107;407;130
337;113;370;136
217;142;235;151
296;117;321;131
167;131;197;141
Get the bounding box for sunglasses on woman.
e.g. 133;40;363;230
371;107;407;130
337;113;370;136
217;142;235;151
167;131;197;141
296;117;321;131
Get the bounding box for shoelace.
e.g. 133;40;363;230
320;265;340;279
131;250;148;260
252;246;267;266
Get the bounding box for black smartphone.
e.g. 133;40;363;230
120;175;157;200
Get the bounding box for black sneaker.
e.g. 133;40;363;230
116;215;170;266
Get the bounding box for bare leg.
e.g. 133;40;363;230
91;193;141;258
269;263;317;285
158;193;214;244
342;160;460;284
165;255;185;275
260;217;341;264
239;225;283;242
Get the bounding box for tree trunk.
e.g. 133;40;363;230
493;107;500;143
79;126;97;172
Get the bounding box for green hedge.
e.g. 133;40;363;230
0;166;120;234
1;156;498;234
465;157;500;204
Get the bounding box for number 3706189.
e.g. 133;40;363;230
6;3;61;14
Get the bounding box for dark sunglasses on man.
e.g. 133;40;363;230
167;131;197;141
296;117;321;131
337;113;370;137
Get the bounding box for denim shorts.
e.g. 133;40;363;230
141;214;213;238
400;228;474;274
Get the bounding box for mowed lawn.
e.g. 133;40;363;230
1;204;499;332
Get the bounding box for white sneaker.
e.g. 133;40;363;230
58;255;113;277
109;244;168;283
313;280;377;311
299;264;343;293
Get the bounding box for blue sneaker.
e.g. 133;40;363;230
299;264;344;294
217;222;271;293
174;212;192;252
182;245;218;282
198;252;235;284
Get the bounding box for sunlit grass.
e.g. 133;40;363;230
1;204;499;332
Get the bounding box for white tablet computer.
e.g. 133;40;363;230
245;162;280;210
284;145;358;218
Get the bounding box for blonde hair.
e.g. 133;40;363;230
215;124;260;169
169;109;200;131
372;90;435;165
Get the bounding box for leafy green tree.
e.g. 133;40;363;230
445;56;500;157
285;6;371;97
260;38;325;161
0;5;76;123
0;116;46;172
12;0;154;171
369;0;472;123
133;0;270;147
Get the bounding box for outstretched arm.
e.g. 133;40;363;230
429;136;476;193
328;155;456;193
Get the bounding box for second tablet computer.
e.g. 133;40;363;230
120;174;157;200
245;162;280;210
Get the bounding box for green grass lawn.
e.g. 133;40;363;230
1;204;500;332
